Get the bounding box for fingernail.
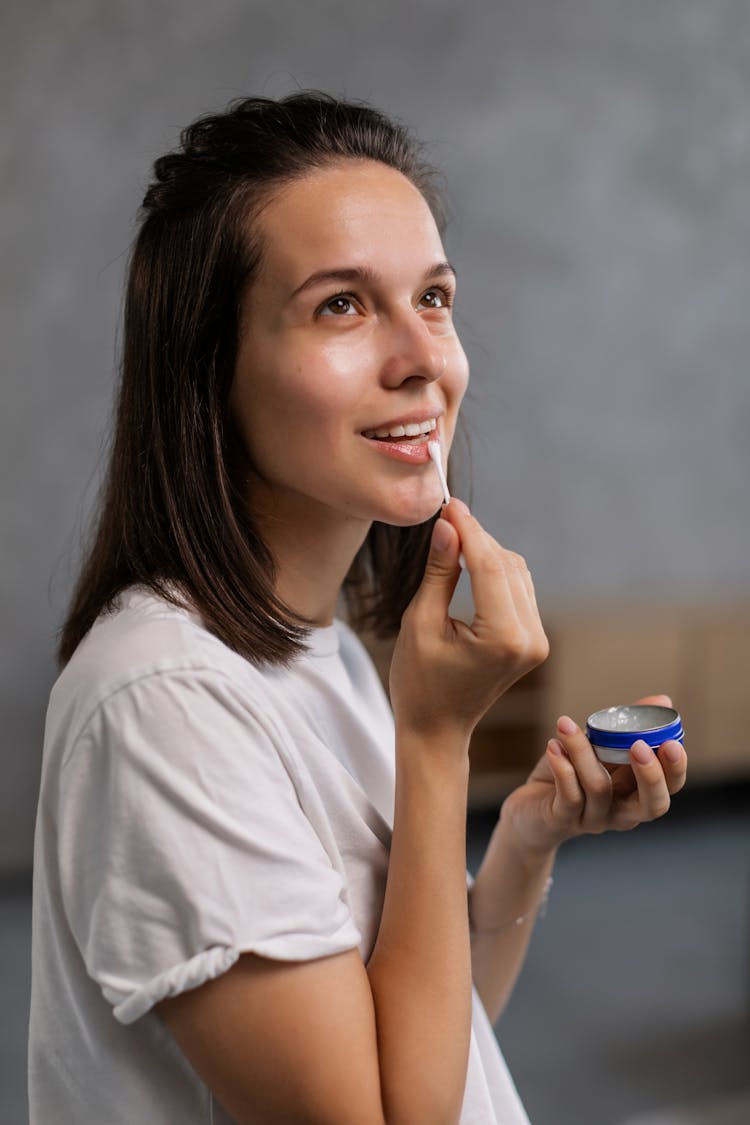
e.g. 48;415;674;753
661;741;683;763
557;715;577;736
547;738;565;756
431;518;452;552
450;498;471;516
631;740;653;764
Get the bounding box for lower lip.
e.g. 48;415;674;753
361;434;433;463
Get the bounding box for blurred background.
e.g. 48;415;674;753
2;1;749;1122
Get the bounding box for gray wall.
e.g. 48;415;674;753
3;0;750;873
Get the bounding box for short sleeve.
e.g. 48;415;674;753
57;668;362;1025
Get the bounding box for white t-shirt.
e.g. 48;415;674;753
29;588;529;1124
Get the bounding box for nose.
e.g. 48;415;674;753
378;309;447;389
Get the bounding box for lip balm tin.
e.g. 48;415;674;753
585;704;684;765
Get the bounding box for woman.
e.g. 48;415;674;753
29;92;687;1124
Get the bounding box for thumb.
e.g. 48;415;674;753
414;516;461;614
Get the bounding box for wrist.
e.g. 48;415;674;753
496;799;560;874
469;874;554;937
395;722;472;765
469;817;557;941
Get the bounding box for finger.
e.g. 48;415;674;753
441;501;549;671
546;739;585;824
507;552;539;620
625;740;672;821
634;694;673;708
517;567;550;661
657;740;687;795
520;564;539;608
440;504;550;675
610;763;638;801
440;501;521;631
483;549;549;668
410;516;461;623
498;554;539;638
555;716;613;830
609;703;678;800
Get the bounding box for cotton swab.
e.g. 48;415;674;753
427;441;451;505
428;440;465;568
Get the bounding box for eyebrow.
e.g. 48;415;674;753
288;260;457;302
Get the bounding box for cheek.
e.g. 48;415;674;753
438;348;469;451
280;336;373;425
241;343;366;453
448;343;470;406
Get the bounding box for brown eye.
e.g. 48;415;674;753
419;288;449;310
320;295;356;316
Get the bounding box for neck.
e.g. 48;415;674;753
251;493;371;627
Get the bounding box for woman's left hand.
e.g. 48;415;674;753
500;695;688;857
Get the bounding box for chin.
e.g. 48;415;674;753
374;494;443;529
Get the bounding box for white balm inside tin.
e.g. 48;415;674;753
586;704;684;765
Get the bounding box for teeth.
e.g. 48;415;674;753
364;418;438;440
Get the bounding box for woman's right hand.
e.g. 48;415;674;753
389;499;549;745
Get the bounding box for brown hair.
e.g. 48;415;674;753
59;91;457;667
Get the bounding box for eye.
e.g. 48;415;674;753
318;293;358;317
418;286;453;311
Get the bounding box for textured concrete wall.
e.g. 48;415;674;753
3;0;750;871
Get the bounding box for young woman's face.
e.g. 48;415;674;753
231;159;469;530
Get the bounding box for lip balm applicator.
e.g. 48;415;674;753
428;440;465;567
428;441;451;505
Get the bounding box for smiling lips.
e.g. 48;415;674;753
362;417;438;441
361;416;440;464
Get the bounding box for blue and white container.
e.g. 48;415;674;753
586;704;684;765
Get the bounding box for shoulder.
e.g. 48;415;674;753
58;586;249;691
46;587;271;754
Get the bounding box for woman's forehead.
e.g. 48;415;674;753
254;160;445;287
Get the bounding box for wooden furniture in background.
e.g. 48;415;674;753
542;601;750;784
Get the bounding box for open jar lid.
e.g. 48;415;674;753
586;704;684;751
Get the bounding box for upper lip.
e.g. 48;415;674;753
361;408;444;434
